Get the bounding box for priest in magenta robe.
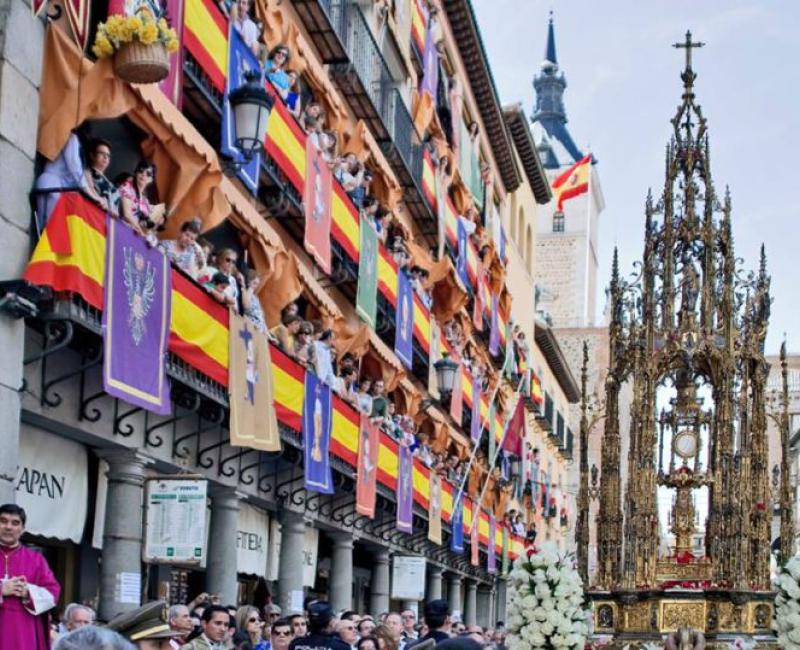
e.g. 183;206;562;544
0;503;60;650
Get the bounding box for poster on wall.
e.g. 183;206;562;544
16;425;88;543
143;478;207;564
391;555;426;600
237;503;270;576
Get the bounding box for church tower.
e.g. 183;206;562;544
532;14;605;329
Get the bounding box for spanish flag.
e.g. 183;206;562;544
552;154;591;211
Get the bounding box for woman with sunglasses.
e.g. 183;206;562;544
235;606;268;650
119;159;167;245
264;45;291;100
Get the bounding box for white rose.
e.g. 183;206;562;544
566;633;581;647
550;634;568;648
529;632;546;647
529;607;545;622
540;622;554;637
789;558;800;580
788;628;800;644
533;569;547;584
542;598;556;612
546;565;561;582
534;582;551;599
522;594;538;609
787;612;800;628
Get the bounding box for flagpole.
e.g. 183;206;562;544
453;370;527;509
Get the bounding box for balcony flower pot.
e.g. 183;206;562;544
92;11;179;84
113;40;169;84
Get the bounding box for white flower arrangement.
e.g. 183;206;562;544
775;555;800;649
506;543;590;650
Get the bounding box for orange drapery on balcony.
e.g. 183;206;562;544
37;25;229;233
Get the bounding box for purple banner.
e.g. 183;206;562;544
488;515;497;574
396;445;414;533
470;377;481;443
303;371;334;494
394;269;414;369
102;218;171;414
489;294;500;356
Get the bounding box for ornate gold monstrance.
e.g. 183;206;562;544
574;32;796;644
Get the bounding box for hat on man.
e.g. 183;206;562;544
265;604;282;615
307;601;335;631
107;600;178;641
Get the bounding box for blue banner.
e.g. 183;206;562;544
222;25;261;194
396;445;414;533
489;293;500;356
394;269;414;369
303;371;334;494
456;218;469;287
450;493;464;553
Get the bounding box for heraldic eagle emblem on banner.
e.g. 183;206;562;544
122;247;156;346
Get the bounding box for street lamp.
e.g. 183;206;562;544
434;354;459;402
228;70;273;162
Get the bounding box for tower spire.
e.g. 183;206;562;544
545;10;557;64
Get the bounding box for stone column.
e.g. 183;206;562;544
329;532;354;612
476;586;491;627
278;511;307;612
426;565;443;601
206;487;240;606
0;0;45;504
463;579;477;626
495;577;507;622
447;574;462;619
401;600;418;616
97;450;146;621
369;550;390;616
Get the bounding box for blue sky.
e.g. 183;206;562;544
473;1;800;354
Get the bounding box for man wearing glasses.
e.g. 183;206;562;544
400;610;418;641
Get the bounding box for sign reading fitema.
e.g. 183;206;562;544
143;478;208;564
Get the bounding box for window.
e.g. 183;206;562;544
552;212;565;233
525;225;533;272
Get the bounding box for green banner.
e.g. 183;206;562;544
356;217;378;327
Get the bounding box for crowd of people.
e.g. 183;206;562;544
52;592;509;650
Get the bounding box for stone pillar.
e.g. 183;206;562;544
369;550;390;616
97;450;146;621
447;574;462;619
329;532;354;612
476;587;491;627
278;511;306;612
426;565;443;601
463;579;477;626
0;0;45;505
401;600;418;616
206;487;240;606
495;578;507;623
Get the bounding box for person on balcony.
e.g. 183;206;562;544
160;218;204;278
369;379;389;423
242;270;267;334
356;378;373;415
119;159;167;245
286;71;302;118
83;138;120;218
208;247;242;304
348;168;372;209
269;313;300;354
320;131;338;166
264;45;291;99
293;321;316;368
313;329;337;386
206;272;237;308
34;131;87;232
301;102;324;133
230;0;260;56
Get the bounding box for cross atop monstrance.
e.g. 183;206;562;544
673;30;705;70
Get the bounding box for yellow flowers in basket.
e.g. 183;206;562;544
92;10;179;59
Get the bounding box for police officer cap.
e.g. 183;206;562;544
307;601;335;625
107;600;178;641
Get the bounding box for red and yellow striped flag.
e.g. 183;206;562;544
552;154;591;211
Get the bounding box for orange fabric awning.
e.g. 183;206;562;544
38;24;229;232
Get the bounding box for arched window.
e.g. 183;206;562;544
517;207;525;245
525;225;533;272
